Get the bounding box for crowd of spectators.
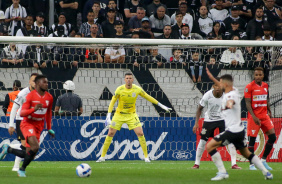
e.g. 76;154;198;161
0;0;282;72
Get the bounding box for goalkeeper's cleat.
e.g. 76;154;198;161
262;161;272;170
96;157;105;163
211;172;229;181
12;167;19;171
249;164;257;170
0;144;9;160
231;164;242;169
17;169;26;177
144;158;151;163
264;172;273;180
192;164;199;169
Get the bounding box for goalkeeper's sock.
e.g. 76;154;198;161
8;147;26;158
138;135;148;158
101;136;113;157
248;154;268;175
227;144;237;166
20;150;36;171
209;149;226;173
195;139;206;165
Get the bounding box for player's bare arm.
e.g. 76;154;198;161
245;98;261;126
226;99;235;109
193;105;204;134
206;68;220;87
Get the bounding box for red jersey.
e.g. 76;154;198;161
20;90;53;130
244;81;269;119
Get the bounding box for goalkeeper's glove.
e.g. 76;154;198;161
105;113;112;128
157;102;172;112
48;129;55;138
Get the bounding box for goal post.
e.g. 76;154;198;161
0;36;281;162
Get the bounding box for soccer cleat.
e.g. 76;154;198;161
0;144;9;160
192;164;199;169
145;158;151;163
262;161;272;170
264;172;273;180
12;167;19;171
211;172;229;181
231;164;242;169
96;157;105;162
249;164;257;170
17;170;26;177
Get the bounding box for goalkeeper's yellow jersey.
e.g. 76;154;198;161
108;84;158;114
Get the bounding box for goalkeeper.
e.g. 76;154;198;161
97;72;171;163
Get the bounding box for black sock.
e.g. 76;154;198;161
20;150;36;171
248;136;256;164
262;134;276;159
8;147;26;158
20;145;26;151
208;149;217;157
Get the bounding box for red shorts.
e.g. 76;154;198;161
247;115;274;137
20;122;43;148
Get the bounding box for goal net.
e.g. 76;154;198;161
0;37;281;162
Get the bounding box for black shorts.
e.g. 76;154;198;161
16;120;25;141
214;129;247;150
200;120;225;141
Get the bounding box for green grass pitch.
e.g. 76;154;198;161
0;161;281;184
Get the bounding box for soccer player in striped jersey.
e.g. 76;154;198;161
192;78;241;169
96;72;171;163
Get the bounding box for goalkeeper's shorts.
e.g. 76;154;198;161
110;112;141;131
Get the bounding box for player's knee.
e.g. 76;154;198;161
268;134;276;144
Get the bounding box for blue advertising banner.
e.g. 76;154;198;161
0;116;196;161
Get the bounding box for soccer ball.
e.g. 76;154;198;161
76;163;92;177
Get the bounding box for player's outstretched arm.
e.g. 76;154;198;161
140;90;172;112
206;67;220;87
193;105;204;134
105;95;118;127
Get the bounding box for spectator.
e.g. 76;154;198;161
170;48;187;65
5;0;27;36
251;52;271;81
274;17;282;40
50;12;74;37
49;25;68;37
1;44;24;65
171;11;183;39
246;7;265;40
147;48;167;67
275;55;282;66
28;0;49;23
124;0;145;19
101;8;116;38
82;0;109;22
212;22;224;39
128;7;146;32
224;19;247;40
104;46;125;63
55;80;83;116
220;35;245;66
171;2;193;32
86;23;102;38
202;32;222;62
189;50;203;82
208;56;216;65
262;25;273;41
146;0;169;17
149;5;171;33
231;0;252;22
209;0;232;9
243;46;255;65
0;10;8;36
107;0;123;22
192;6;213;38
91;1;106;25
209;0;229;23
114;21;128;38
67;33;86;67
85;48;103;63
25;45;49;69
223;5;247;32
263;0;281;28
59;0;78;29
155;25;174;39
137;17;154;38
176;0;195;19
34;12;48;37
2;80;21;116
80;11;103;37
179;23;202;39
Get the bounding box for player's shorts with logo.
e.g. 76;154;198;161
16;120;25;141
214;130;246;150
110;112;141;131
200;120;225;141
20;121;43;148
247;115;274;137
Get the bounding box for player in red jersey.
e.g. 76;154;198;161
0;75;55;177
244;67;276;171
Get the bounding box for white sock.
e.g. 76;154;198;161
13;156;23;168
195;139;206;165
9;143;21;150
211;152;227;173
252;155;268;175
261;158;266;162
227;144;237;166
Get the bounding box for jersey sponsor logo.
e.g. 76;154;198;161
253;95;267;101
29;129;33;133
46;100;49;106
132;92;136;97
254;90;261;92
33;108;47;115
264;88;267;92
252;130;256;135
32;101;41;103
254;104;267;108
245;88;248;92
